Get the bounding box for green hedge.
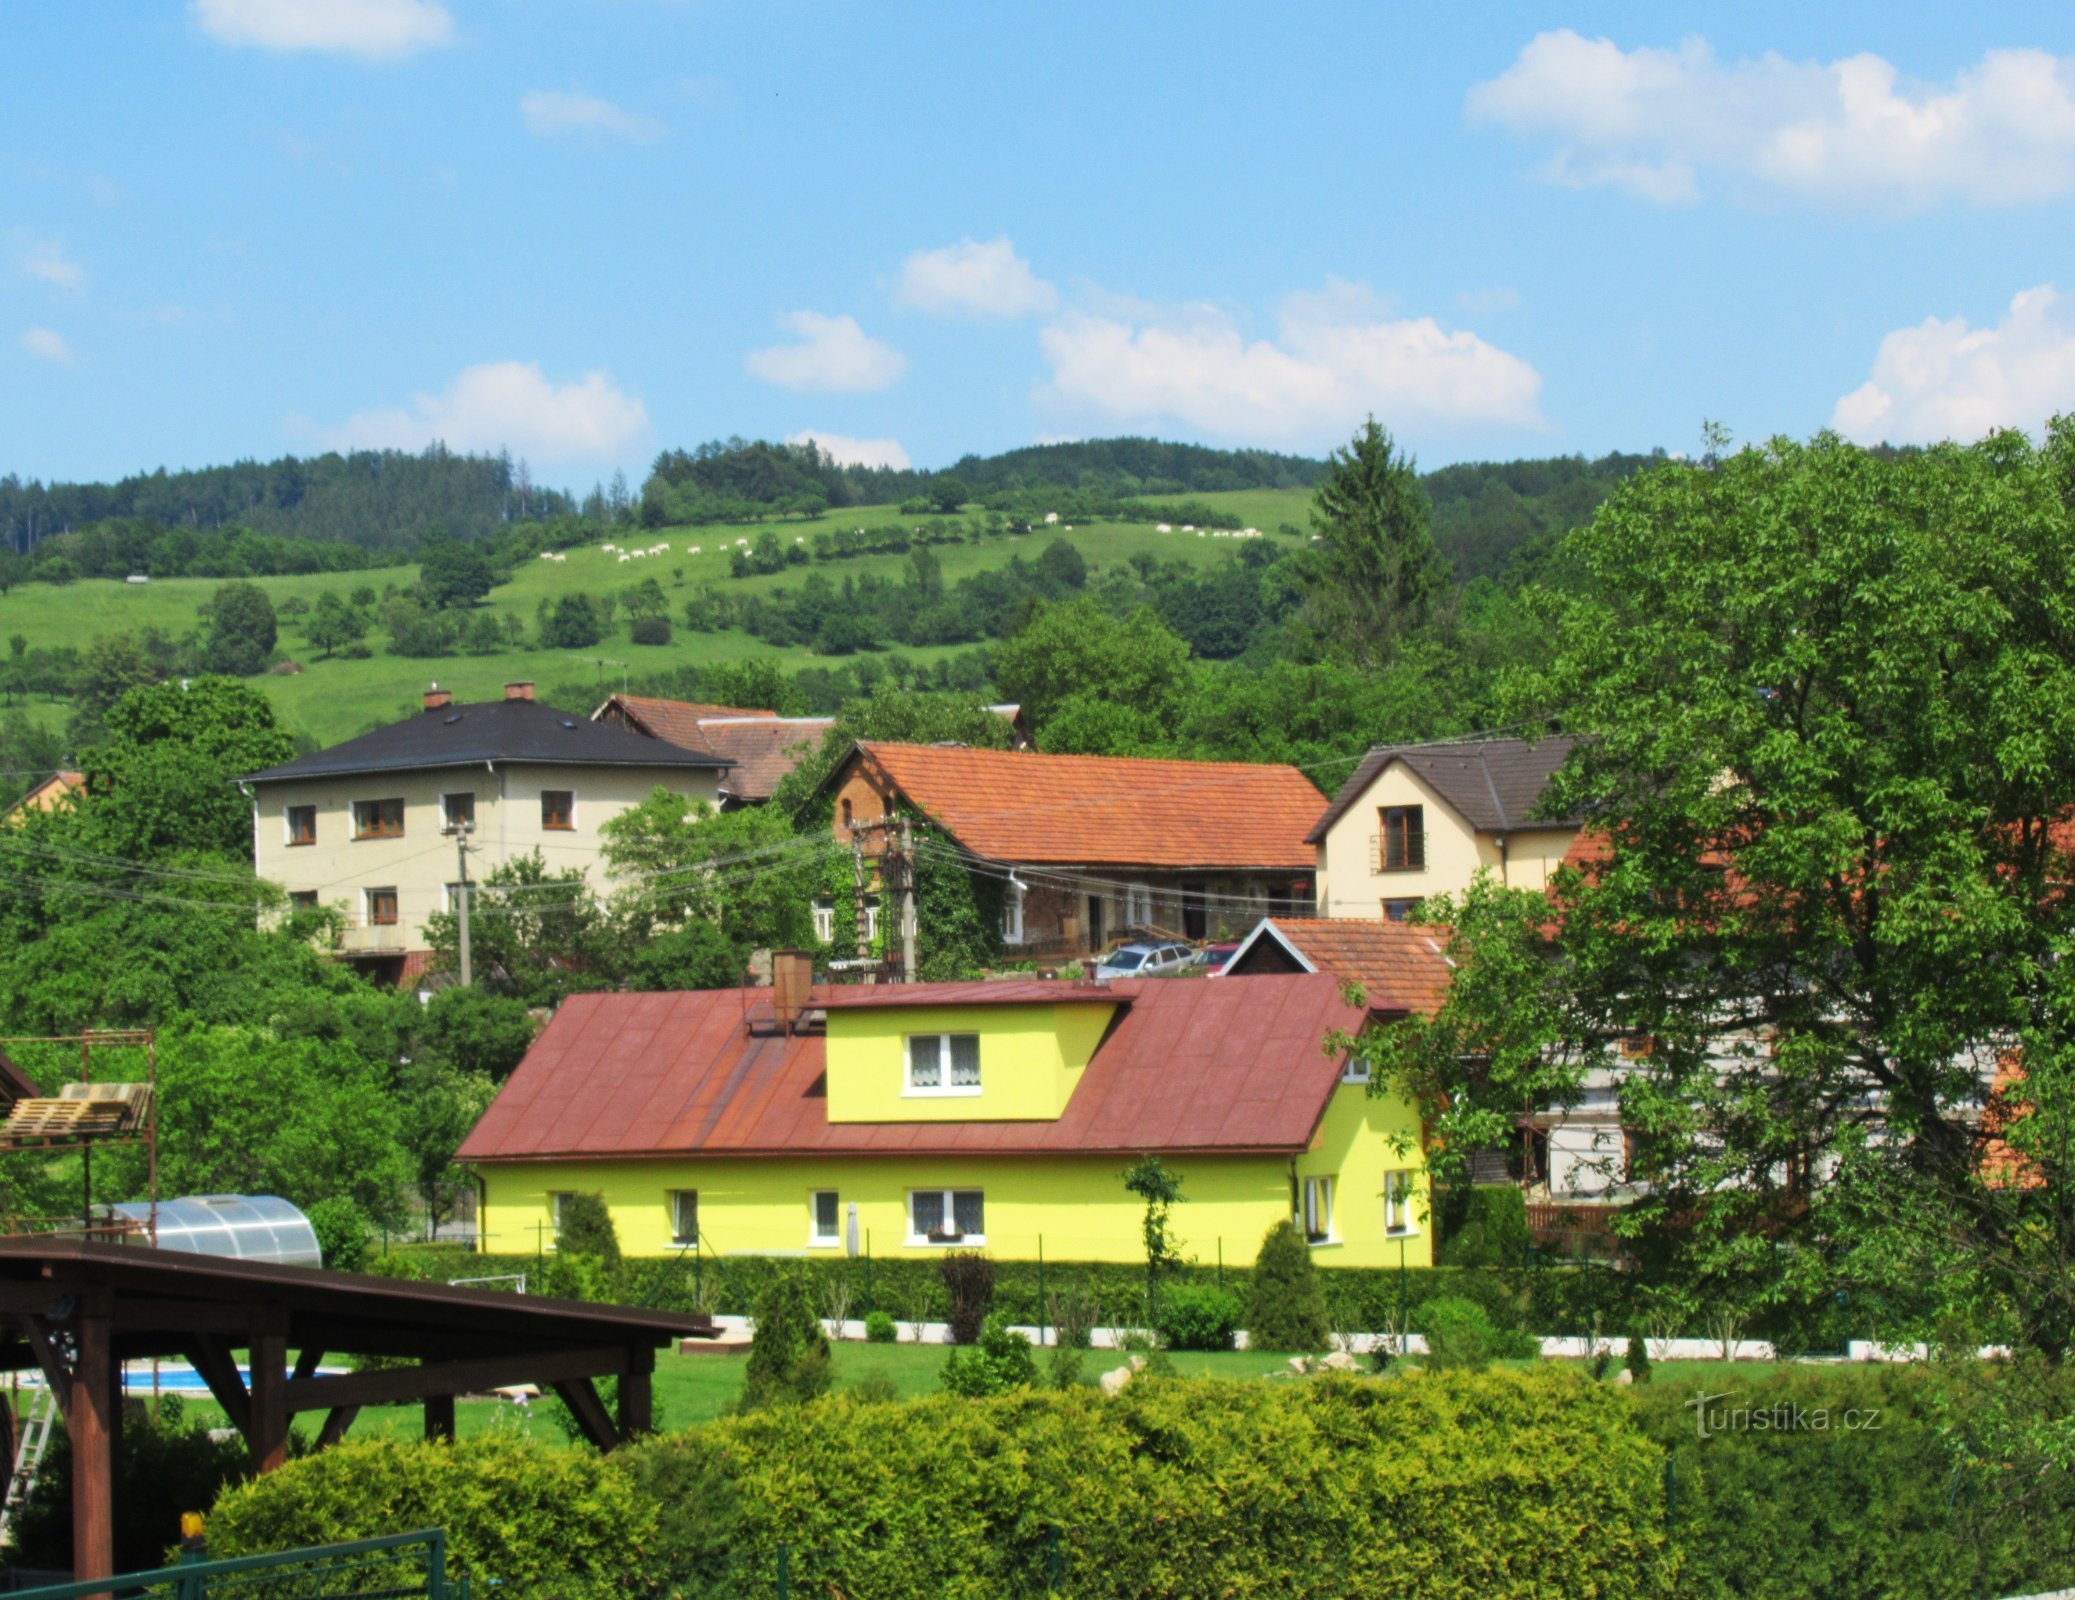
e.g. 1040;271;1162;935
387;1244;1903;1344
215;1370;1669;1600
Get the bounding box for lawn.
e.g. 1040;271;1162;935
0;489;1318;749
144;1340;1778;1449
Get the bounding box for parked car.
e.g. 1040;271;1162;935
1198;940;1244;974
1094;941;1196;980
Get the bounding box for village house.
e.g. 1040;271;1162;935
458;960;1433;1269
2;769;83;823
820;741;1322;957
241;682;730;984
1308;736;1584;919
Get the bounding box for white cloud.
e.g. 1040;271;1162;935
191;0;453;58
520;90;664;144
20;238;84;291
786;430;912;470
20;327;72;364
896;236;1058;318
1832;285;2075;445
1036;279;1543;446
745;311;906;393
314;361;649;464
1457;286;1521;315
1469;31;2075;208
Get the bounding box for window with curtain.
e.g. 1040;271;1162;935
906;1033;981;1093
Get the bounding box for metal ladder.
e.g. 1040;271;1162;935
0;1383;59;1545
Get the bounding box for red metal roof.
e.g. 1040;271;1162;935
457;973;1363;1163
846;742;1323;870
817;979;1132;1009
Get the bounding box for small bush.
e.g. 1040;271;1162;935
940;1250;995;1345
740;1271;831;1410
306;1195;372;1273
1422;1295;1535;1369
1624;1333;1651;1384
1437;1185;1529;1268
555;1192;621;1265
1243;1221;1329;1352
940;1314;1038;1397
630;615;671;645
1157;1284;1242;1351
864;1309;898;1344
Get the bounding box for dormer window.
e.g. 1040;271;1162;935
906;1032;980;1096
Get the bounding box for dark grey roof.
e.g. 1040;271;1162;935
242;698;732;784
1304;736;1579;844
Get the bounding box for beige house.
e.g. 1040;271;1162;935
1306;737;1582;920
242;683;729;984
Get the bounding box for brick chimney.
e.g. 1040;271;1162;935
771;950;814;1032
424;685;452;711
503;681;535;702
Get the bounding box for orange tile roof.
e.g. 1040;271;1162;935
849;742;1322;871
1225;917;1454;1016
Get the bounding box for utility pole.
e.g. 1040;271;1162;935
896;815;917;985
848;817;920;983
852;835;873;979
455;822;474;987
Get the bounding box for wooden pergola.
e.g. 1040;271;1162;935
0;1240;712;1583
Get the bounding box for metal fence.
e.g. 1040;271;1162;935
8;1530;454;1600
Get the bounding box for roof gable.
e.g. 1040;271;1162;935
1220;917;1454;1016
1306;737;1579;844
841;741;1322;870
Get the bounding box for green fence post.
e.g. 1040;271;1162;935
1397;1237;1407;1348
863;1233;873;1317
777;1541;790;1600
1046;1523;1062;1592
1037;1237;1047;1347
429;1528;446;1600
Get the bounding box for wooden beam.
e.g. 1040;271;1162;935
182;1336;249;1435
291;1346;326;1382
549;1378;618;1451
248;1321;289;1476
424;1392;455;1442
0;1283;68;1317
617;1346;654;1440
283;1343;630;1415
313;1406;360;1452
69;1302;114;1586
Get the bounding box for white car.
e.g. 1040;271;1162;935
1093;941;1195;981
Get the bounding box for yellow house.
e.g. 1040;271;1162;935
240;682;728;984
1307;737;1584;921
458;965;1433;1270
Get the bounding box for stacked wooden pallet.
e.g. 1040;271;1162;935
2;1083;152;1141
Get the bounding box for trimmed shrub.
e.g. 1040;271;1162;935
941;1314;1039;1396
864;1309;898;1343
940;1251;995;1345
1421;1295;1535;1369
740;1271;831;1410
621;1369;1669;1600
1625;1333;1651;1384
1243;1221;1329;1352
554;1192;621;1265
206;1435;652;1600
1156;1284;1241;1351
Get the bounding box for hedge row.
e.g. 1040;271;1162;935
203;1365;2075;1600
209;1369;1670;1600
386;1244;1908;1347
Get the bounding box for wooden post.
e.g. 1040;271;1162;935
69;1298;115;1584
248;1318;289;1475
617;1347;654;1439
424;1391;455;1442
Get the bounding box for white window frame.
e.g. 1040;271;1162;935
1384;1170;1418;1235
548;1190;574;1246
863;894;880;942
667;1189;698;1244
440;791;476;834
284;803;317;847
809;1189;841;1247
1340;1052;1370;1085
1124;882;1153;926
1001;878;1026;945
540;787;579;831
1300;1174;1337;1245
905;1032;981;1097
811;897;835;943
907;1187;985;1246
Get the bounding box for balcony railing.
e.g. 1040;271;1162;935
339;922;408;952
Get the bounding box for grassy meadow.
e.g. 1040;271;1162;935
0;490;1314;749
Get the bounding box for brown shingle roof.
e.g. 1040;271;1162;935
456;973;1364;1163
594;695;777;755
700;718;834;802
1305;737;1580;844
846;742;1322;871
1221;918;1454;1016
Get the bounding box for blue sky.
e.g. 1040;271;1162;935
5;1;2074;490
